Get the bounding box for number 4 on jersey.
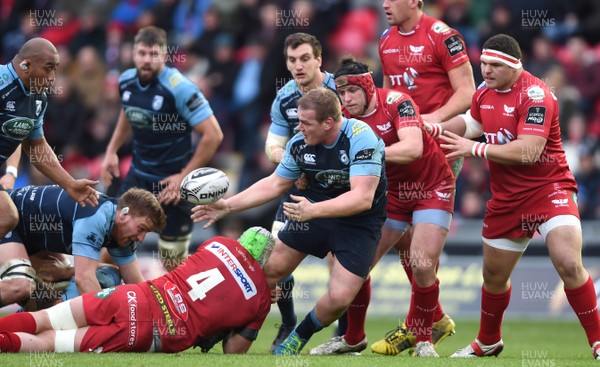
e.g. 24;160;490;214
186;268;225;301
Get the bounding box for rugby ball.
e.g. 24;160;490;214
180;167;229;205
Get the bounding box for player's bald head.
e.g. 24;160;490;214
18;38;58;61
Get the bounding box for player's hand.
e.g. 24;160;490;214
283;194;312;222
294;173;308;190
439;130;476;159
0;173;16;190
190;199;231;228
271;286;282;303
423;122;443;138
101;153;120;187
158;173;185;205
37;255;73;282
66;179;100;207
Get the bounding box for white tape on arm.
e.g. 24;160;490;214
265;132;290;162
461;110;484;139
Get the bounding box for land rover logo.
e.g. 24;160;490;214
125;107;153;127
2;117;34;139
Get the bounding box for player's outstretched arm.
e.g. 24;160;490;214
22;137;99;207
0;145;21;189
191;172;294;227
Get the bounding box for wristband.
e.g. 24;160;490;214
429;123;443;138
471;142;489;159
6;165;17;178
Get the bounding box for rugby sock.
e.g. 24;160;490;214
345;276;370;345
0;331;21;352
336;311;348;336
477;285;511;345
277;275;297;327
295;308;324;341
401;256;444;321
406;279;439;343
0;312;36;333
564;276;600;345
432;259;445;322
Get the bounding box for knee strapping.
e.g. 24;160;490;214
54;329;77;352
0;258;36;284
47;300;78;330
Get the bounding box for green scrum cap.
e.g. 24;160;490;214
238;226;275;267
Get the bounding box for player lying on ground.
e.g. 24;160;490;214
0;227;274;354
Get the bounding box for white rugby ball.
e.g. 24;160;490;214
180;167;229;205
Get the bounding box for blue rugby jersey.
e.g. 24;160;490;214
275;118;387;218
268;71;336;138
119;66;213;180
0;63;46;162
5;185;136;264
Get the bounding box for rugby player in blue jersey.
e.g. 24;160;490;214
101;27;223;271
0;38;100;239
265;32;338;351
192;88;388;355
0;185;166;307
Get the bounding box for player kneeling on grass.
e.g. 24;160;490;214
0;227;274;354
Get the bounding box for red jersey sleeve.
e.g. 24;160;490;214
470;88;485;123
385;91;421;130
517;84;556;138
430;21;470;71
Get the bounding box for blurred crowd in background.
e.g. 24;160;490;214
1;0;599;222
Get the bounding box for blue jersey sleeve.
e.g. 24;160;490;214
269;94;293;137
275;135;302;180
71;215;108;262
106;246;137;265
172;71;214;127
346;119;384;177
27;104;46;140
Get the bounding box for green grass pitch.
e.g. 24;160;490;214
0;317;597;366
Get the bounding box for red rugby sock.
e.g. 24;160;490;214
0;312;36;333
345;276;370;345
565;276;600;346
477;285;511;345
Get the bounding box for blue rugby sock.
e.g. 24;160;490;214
295;307;324;341
277;275;297;326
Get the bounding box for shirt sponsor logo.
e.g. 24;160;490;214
164;281;189;321
127;290;138;346
382;48;399;54
122;91;131;102
432;21;451;34
315;169;349;186
551;198;569;207
409;45;424;54
94;287;117;299
5;100;15;112
285;107;298;119
484;127;515;144
525;106;546;125
351;121;368;136
480;104;494;110
376;122;392;132
1;117;34;139
503;105;515;114
436;191;451;201
385;91;403;105
526;85;545;101
444;35;464;56
354;148;374;161
152;95;164;110
397;100;416;118
207;242;258;299
186;93;203;111
303;153;316;164
125;107;153;127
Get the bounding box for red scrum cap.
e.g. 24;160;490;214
334;57;376;112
